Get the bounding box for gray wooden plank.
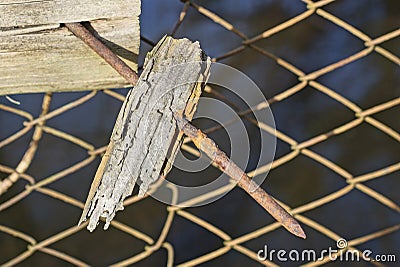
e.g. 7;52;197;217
0;0;140;27
0;17;140;95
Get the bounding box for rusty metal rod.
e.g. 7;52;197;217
174;114;306;239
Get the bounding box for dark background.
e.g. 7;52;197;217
1;0;399;266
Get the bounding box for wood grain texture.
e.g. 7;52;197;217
0;0;137;27
79;36;211;231
0;0;140;95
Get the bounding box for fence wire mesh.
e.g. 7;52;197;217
1;0;399;266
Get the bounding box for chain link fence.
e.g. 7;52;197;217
1;0;399;266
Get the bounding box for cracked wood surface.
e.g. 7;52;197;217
0;0;136;27
79;36;211;231
0;0;140;95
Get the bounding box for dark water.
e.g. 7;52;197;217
1;0;399;266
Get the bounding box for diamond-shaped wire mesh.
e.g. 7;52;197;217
1;0;399;266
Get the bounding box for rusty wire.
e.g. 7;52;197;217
0;0;399;266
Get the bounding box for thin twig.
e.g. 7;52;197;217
5;95;21;105
174;114;306;239
64;22;139;86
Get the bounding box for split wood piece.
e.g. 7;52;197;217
79;36;211;231
174;114;306;239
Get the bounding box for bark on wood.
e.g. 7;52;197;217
79;36;211;231
0;0;140;95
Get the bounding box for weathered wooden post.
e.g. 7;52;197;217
0;0;140;95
